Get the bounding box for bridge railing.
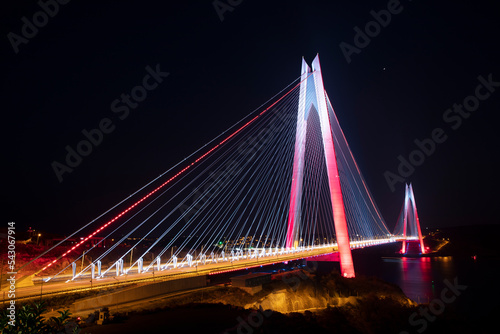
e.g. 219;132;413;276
63;237;397;282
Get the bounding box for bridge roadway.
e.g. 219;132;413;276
12;238;396;301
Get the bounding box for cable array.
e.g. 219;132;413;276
29;71;395;282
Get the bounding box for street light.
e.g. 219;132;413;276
37;233;41;245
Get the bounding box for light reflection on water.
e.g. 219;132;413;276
353;246;496;326
392;257;434;302
357;254;459;302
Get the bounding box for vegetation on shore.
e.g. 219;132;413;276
1;301;78;334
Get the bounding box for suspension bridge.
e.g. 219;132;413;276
19;55;426;294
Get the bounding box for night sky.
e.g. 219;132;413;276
3;0;499;237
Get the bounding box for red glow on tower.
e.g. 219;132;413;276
398;183;426;255
286;55;354;278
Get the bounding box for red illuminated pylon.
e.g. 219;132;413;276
286;55;355;278
399;183;426;254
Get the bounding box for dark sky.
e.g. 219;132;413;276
3;0;499;236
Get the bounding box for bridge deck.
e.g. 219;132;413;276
14;239;395;301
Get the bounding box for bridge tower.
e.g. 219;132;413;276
398;183;426;254
286;55;355;278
